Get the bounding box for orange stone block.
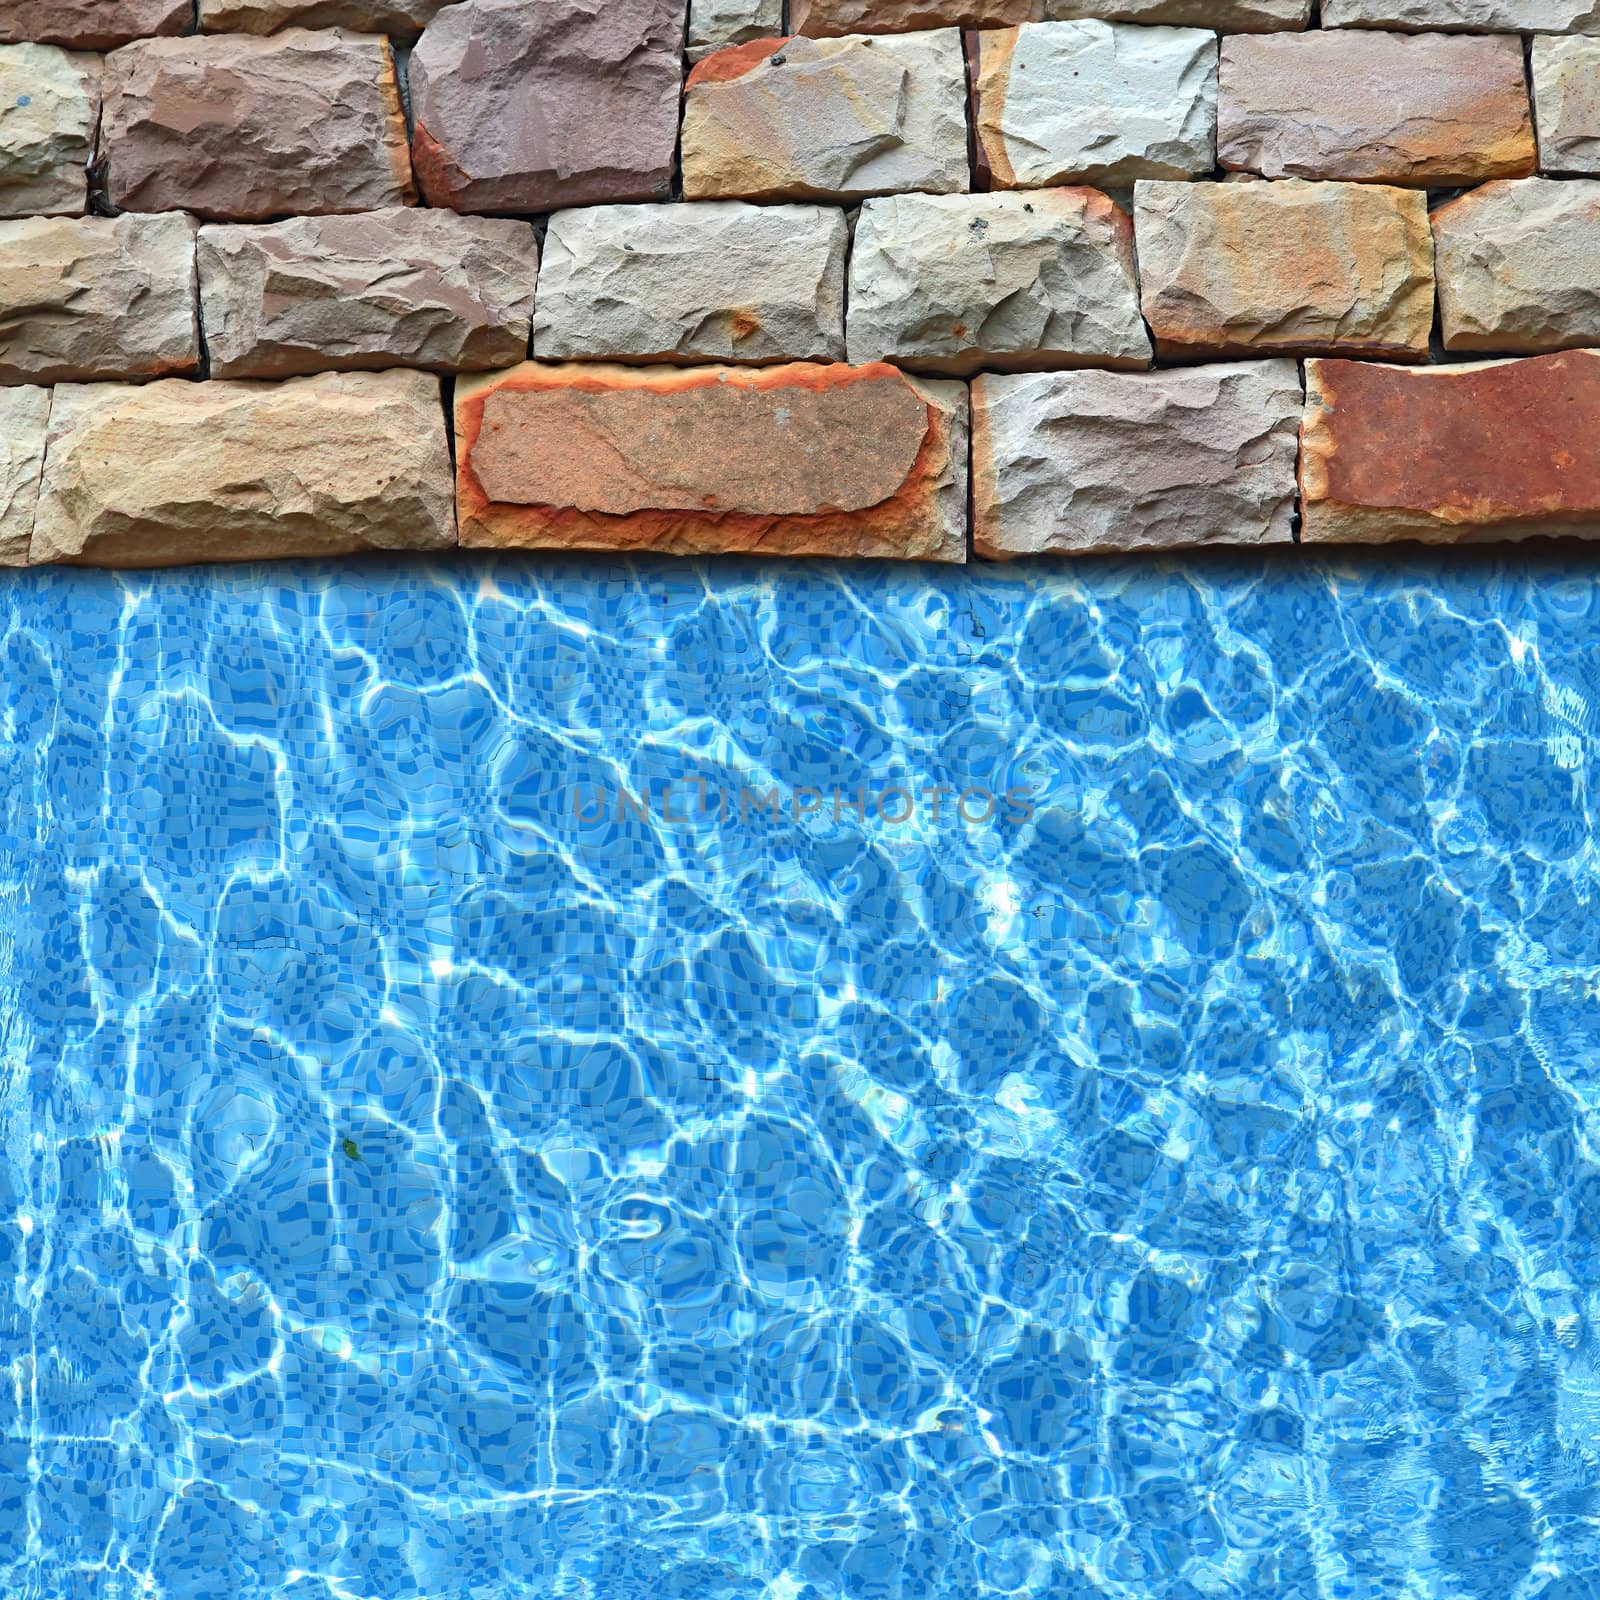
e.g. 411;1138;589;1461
1300;350;1600;545
1136;179;1435;361
455;361;969;561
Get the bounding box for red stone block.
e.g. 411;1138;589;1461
1301;351;1600;544
455;361;969;561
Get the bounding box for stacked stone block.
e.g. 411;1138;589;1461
847;190;1150;375
1300;352;1600;543
1216;31;1534;184
1134;179;1436;360
31;370;455;566
198;209;540;376
0;212;199;382
973;363;1303;555
1533;36;1600;174
0;44;100;215
680;32;971;201
532;203;847;365
0;1;191;49
688;0;784;60
409;0;684;212
3;0;1600;566
100;30;415;218
455;361;969;560
971;22;1219;188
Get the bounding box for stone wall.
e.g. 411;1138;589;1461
2;0;1599;565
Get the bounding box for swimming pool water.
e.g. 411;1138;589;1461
2;552;1599;1600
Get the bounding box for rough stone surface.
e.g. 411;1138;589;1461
0;387;50;568
1432;180;1600;354
1046;0;1309;24
101;30;415;220
1301;351;1600;544
0;44;100;218
199;208;538;378
200;0;458;36
0;212;199;384
33;370;456;567
409;0;685;214
689;0;784;60
789;0;1312;23
1219;32;1535;186
0;0;188;49
1533;35;1600;176
974;21;1217;190
847;188;1150;375
973;362;1300;556
456;361;968;561
1322;0;1600;28
533;202;847;365
682;32;970;203
792;0;1040;31
1136;178;1435;360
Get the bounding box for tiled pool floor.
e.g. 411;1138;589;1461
2;553;1598;1599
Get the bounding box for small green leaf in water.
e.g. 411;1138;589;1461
341;1137;361;1161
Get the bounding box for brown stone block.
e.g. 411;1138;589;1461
409;0;685;214
199;207;539;377
0;0;189;50
101;29;414;220
455;360;968;561
199;0;456;37
1301;350;1600;544
1219;31;1534;186
1049;0;1309;21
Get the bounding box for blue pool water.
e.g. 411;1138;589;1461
2;551;1599;1600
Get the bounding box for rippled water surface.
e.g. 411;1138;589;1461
3;552;1600;1600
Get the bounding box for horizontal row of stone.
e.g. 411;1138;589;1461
3;353;1597;567
6;177;1600;389
6;0;450;47
424;22;1600;210
8;20;1600;224
714;0;1600;36
0;209;535;382
11;0;1600;52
